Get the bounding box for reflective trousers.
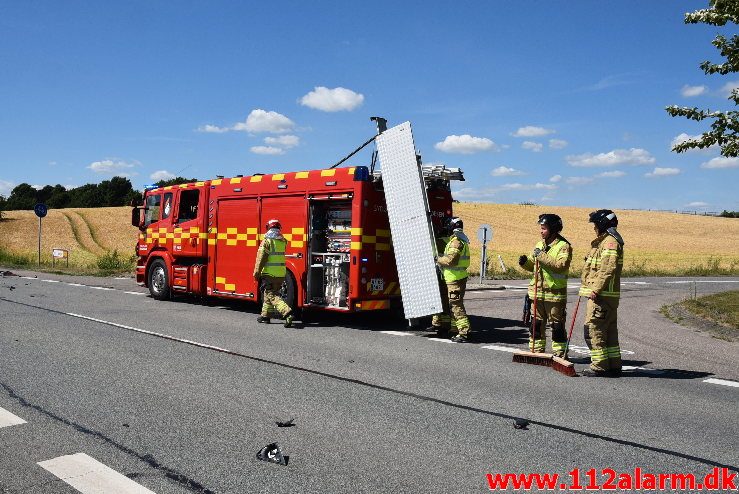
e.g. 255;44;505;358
432;278;470;337
530;300;567;356
260;276;291;318
584;297;621;372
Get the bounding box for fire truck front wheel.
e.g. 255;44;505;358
148;259;170;300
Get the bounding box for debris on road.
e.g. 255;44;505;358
513;418;530;430
257;443;288;466
276;418;295;428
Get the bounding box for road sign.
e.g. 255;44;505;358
34;203;48;218
477;224;492;243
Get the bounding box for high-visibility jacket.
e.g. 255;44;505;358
437;231;470;283
579;230;624;299
254;233;287;278
523;236;572;302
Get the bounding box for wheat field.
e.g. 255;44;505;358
0;204;737;276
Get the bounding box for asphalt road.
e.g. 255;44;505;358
1;268;737;493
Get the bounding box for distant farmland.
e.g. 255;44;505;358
0;204;737;277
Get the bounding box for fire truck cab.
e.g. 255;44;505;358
133;162;463;316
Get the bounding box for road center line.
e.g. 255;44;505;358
0;406;26;428
703;378;739;388
38;453;156;494
480;345;519;353
380;331;412;336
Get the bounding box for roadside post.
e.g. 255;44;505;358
34;203;48;266
477;224;493;284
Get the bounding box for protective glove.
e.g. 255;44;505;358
518;255;528;266
533;247;542;258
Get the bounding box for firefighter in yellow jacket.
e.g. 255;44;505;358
435;217;472;343
579;209;624;377
253;219;294;328
518;214;572;356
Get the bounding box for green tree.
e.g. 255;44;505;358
154;176;198;188
0;195;6;219
666;0;739;156
5;183;37;210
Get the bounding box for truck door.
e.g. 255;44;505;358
212;197;259;297
260;195;308;303
173;187;206;258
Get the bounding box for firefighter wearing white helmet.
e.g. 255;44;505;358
579;209;624;377
519;213;572;356
435;216;472;343
253;219;294;328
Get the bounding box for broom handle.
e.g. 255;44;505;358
563;296;582;359
530;258;539;352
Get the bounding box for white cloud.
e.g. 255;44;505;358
645;167;681;178
264;135;300;148
686;201;709;207
0;179;15;196
491;166;525;177
565;176;594;186
87;159;138;177
499;182;557;191
596;170;626;178
681;84;707;97
250;146;285;155
549;175;562;183
522;141;543;152
548;139;568;149
512;126;555;137
701;156;739;169
566;148;655;167
720;80;739;97
299;86;364;112
434;134;498;154
197;124;230;133
150;170;176;182
242;109;294;134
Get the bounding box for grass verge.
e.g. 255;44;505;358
661;290;739;341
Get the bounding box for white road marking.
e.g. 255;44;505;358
67;283;84;287
38;453;156;494
114;277;129;280
665;280;739;284
622;281;651;285
427;337;454;343
622;365;665;375
123;291;145;296
89;286;114;291
41;279;60;283
380;331;412;336
0;407;26;428
480;345;519;353
703;378;739;388
566;345;635;356
20;276;37;280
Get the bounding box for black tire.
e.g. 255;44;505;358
279;270;299;315
148;259;170;300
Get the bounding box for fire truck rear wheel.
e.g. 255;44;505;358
148;259;170;300
280;270;299;316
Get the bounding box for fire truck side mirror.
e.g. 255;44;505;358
131;207;144;229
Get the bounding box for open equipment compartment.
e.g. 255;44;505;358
306;197;353;309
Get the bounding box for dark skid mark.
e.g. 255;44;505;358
0;380;216;494
2;296;737;474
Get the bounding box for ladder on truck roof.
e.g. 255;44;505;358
374;121;462;320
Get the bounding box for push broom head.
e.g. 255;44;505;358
551;356;577;377
512;351;554;367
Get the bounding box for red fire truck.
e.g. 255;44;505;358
132;137;463;316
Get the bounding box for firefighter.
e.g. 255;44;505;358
253;219;294;328
518;214;572;356
435;217;471;343
579;209;624;377
430;229;452;336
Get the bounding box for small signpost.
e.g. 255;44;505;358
477;224;493;284
34;203;48;266
52;248;69;268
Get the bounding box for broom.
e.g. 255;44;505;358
551;296;581;377
513;258;553;367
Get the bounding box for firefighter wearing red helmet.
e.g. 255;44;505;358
253;219;294;327
435;216;472;343
518;213;572;356
579;209;624;377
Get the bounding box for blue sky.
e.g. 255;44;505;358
1;1;737;211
